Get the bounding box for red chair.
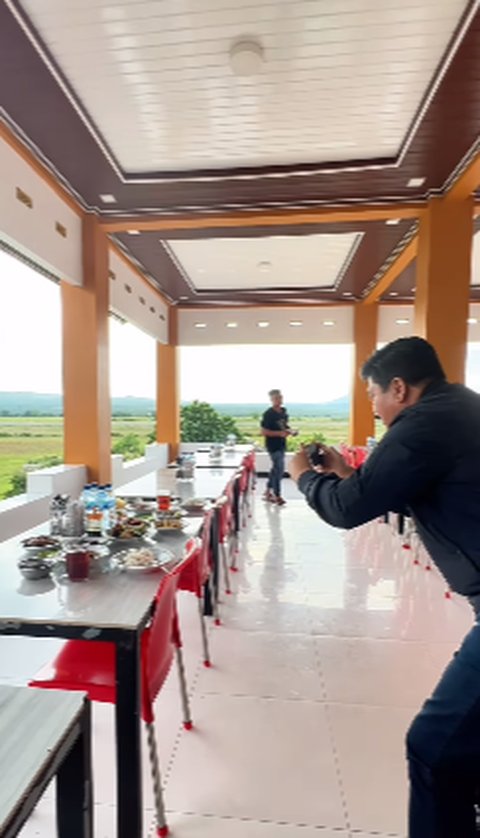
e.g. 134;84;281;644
215;481;235;594
29;571;191;838
176;529;213;666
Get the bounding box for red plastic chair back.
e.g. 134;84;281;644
238;465;249;494
176;536;203;597
29;572;179;725
218;481;234;542
141;571;179;722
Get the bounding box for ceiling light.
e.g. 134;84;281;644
226;322;238;328
257;261;271;272
468;317;478;325
194;322;207;329
127;229;140;235
289;320;303;327
389;291;399;297
407;177;426;188
257;321;270;328
342;291;353;297
386;218;401;225
411;287;416;292
323;320;335;327
99;193;117;204
230;40;264;77
396;318;410;325
179;296;189;301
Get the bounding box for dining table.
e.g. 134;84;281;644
0;515;201;838
118;465;238;502
189;446;253;470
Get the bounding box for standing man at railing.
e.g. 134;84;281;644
261;389;296;506
289;337;480;838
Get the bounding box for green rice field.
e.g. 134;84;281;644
0;414;379;500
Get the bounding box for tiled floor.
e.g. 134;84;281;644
3;479;474;837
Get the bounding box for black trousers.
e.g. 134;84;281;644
407;619;480;837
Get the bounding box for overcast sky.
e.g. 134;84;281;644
1;248;479;402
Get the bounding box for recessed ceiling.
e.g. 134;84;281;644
165;233;362;291
19;0;469;173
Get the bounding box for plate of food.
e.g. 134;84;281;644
154;509;185;532
181;498;207;515
111;518;151;541
113;546;174;573
21;535;61;559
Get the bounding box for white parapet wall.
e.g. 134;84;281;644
0;445;169;542
112;443;169;488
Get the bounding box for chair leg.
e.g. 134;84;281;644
145;721;169;838
209;573;221;626
230;533;239;571
197;595;212;667
221;541;232;595
175;645;193;729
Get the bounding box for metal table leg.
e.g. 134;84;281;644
115;632;142;838
57;698;93;838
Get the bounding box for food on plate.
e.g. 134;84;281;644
111;518;149;539
182;498;206;510
123;548;157;567
22;535;60;549
155;515;184;530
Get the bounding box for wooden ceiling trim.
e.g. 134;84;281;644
447;149;480;201
99;203;424;233
362;235;418;305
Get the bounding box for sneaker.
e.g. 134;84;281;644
263;490;275;502
275;496;286;506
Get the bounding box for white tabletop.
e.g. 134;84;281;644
0;685;85;831
192;450;249;469
0;519;200;632
119;467;237;501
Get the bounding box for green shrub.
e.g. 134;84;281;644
112;433;144;460
5;455;62;498
181;401;244;443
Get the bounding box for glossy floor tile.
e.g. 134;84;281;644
6;481;474;837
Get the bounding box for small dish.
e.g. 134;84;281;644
113;547;174;573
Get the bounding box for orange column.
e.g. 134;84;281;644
349;302;378;446
415;195;473;383
62;214;111;482
156;307;180;460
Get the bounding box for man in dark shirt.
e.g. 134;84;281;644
289;337;480;838
261;389;294;505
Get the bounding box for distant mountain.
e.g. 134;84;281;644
0;392;350;418
211;397;350;417
0;392;155;417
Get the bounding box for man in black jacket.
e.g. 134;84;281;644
289;337;480;838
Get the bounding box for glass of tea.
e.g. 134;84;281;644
65;548;91;582
157;491;171;512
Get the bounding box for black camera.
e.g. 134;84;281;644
305;443;324;467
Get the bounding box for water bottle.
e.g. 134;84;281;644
84;483;102;537
99;484;116;536
49;494;64;536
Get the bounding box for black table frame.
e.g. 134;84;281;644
1;694;92;838
0;612;152;838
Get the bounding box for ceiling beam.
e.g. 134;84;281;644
447;150;480;202
99;203;424;234
362;235;418;305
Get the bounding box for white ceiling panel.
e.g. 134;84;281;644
166;233;362;291
178;305;353;345
19;0;469;172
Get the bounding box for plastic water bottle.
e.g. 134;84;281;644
84;483;102;537
101;483;116;535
